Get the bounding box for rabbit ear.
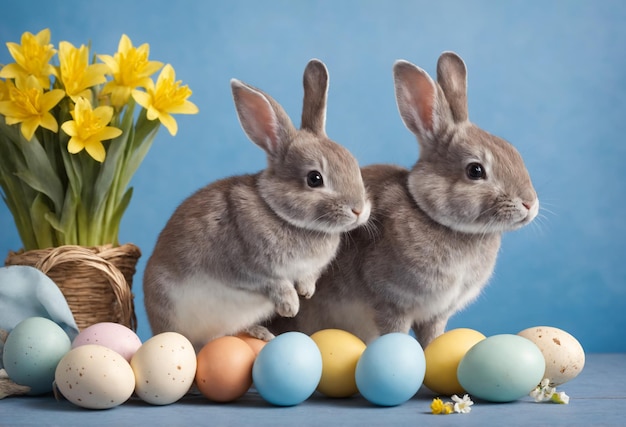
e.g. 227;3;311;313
393;59;439;137
301;59;329;136
231;79;295;157
437;51;468;123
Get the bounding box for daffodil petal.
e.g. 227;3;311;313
92;105;114;124
4;116;22;126
131;90;151;109
118;34;132;53
67;137;84;154
0;63;26;79
40;89;66;111
144;61;164;77
109;86;132;108
84;64;111;83
20;119;39;141
158;112;178;136
69;90;93;104
5;42;23;64
146;106;160;121
135;76;155;90
58;40;74;58
97;127;123;141
39;112;58;132
156;64;175;85
0;101;14;117
98;55;118;73
85;140;106;162
168;100;199;115
35;28;51;45
61;121;77;136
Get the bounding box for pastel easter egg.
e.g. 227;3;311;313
457;334;545;402
518;326;585;386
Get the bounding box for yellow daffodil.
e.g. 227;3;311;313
0;75;65;140
1;29;198;250
132;64;198;136
61;97;122;162
0;28;57;88
58;41;110;102
430;398;453;414
98;34;163;108
430;397;445;414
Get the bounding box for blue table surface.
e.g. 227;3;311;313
1;353;624;427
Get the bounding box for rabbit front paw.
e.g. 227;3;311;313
295;274;317;299
243;325;275;341
270;282;300;318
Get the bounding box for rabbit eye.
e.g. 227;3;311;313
466;162;486;180
306;170;324;188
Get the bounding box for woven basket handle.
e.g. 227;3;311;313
33;245;135;329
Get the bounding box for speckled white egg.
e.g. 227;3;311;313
55;344;135;409
518;326;585;386
130;332;197;405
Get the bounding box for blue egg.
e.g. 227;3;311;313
457;334;546;402
252;332;322;406
3;317;72;395
355;333;426;406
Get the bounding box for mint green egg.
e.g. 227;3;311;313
3;317;72;395
457;334;545;402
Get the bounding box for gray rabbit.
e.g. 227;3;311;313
269;52;539;347
143;59;371;349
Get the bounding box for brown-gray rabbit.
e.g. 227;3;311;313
143;59;371;349
269;52;538;347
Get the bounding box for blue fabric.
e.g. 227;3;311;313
0;265;79;369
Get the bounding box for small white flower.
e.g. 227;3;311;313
530;378;556;402
451;394;474;414
530;378;571;404
551;391;570;405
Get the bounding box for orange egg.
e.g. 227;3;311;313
236;333;268;356
195;336;256;402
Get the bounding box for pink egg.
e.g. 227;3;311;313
72;322;142;362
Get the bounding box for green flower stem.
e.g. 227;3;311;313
1;104;162;249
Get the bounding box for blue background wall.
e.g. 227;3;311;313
1;0;624;352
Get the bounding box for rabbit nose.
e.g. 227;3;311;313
352;208;361;216
522;202;532;210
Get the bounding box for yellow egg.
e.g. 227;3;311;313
423;328;486;395
310;329;366;398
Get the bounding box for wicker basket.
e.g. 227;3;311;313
4;243;141;331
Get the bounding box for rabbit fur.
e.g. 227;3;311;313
269;52;539;347
143;59;371;349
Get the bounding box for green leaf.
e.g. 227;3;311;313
30;194;56;249
15;133;65;213
45;186;79;244
91;101;135;217
0;118;39;249
118;108;161;192
105;186;133;245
